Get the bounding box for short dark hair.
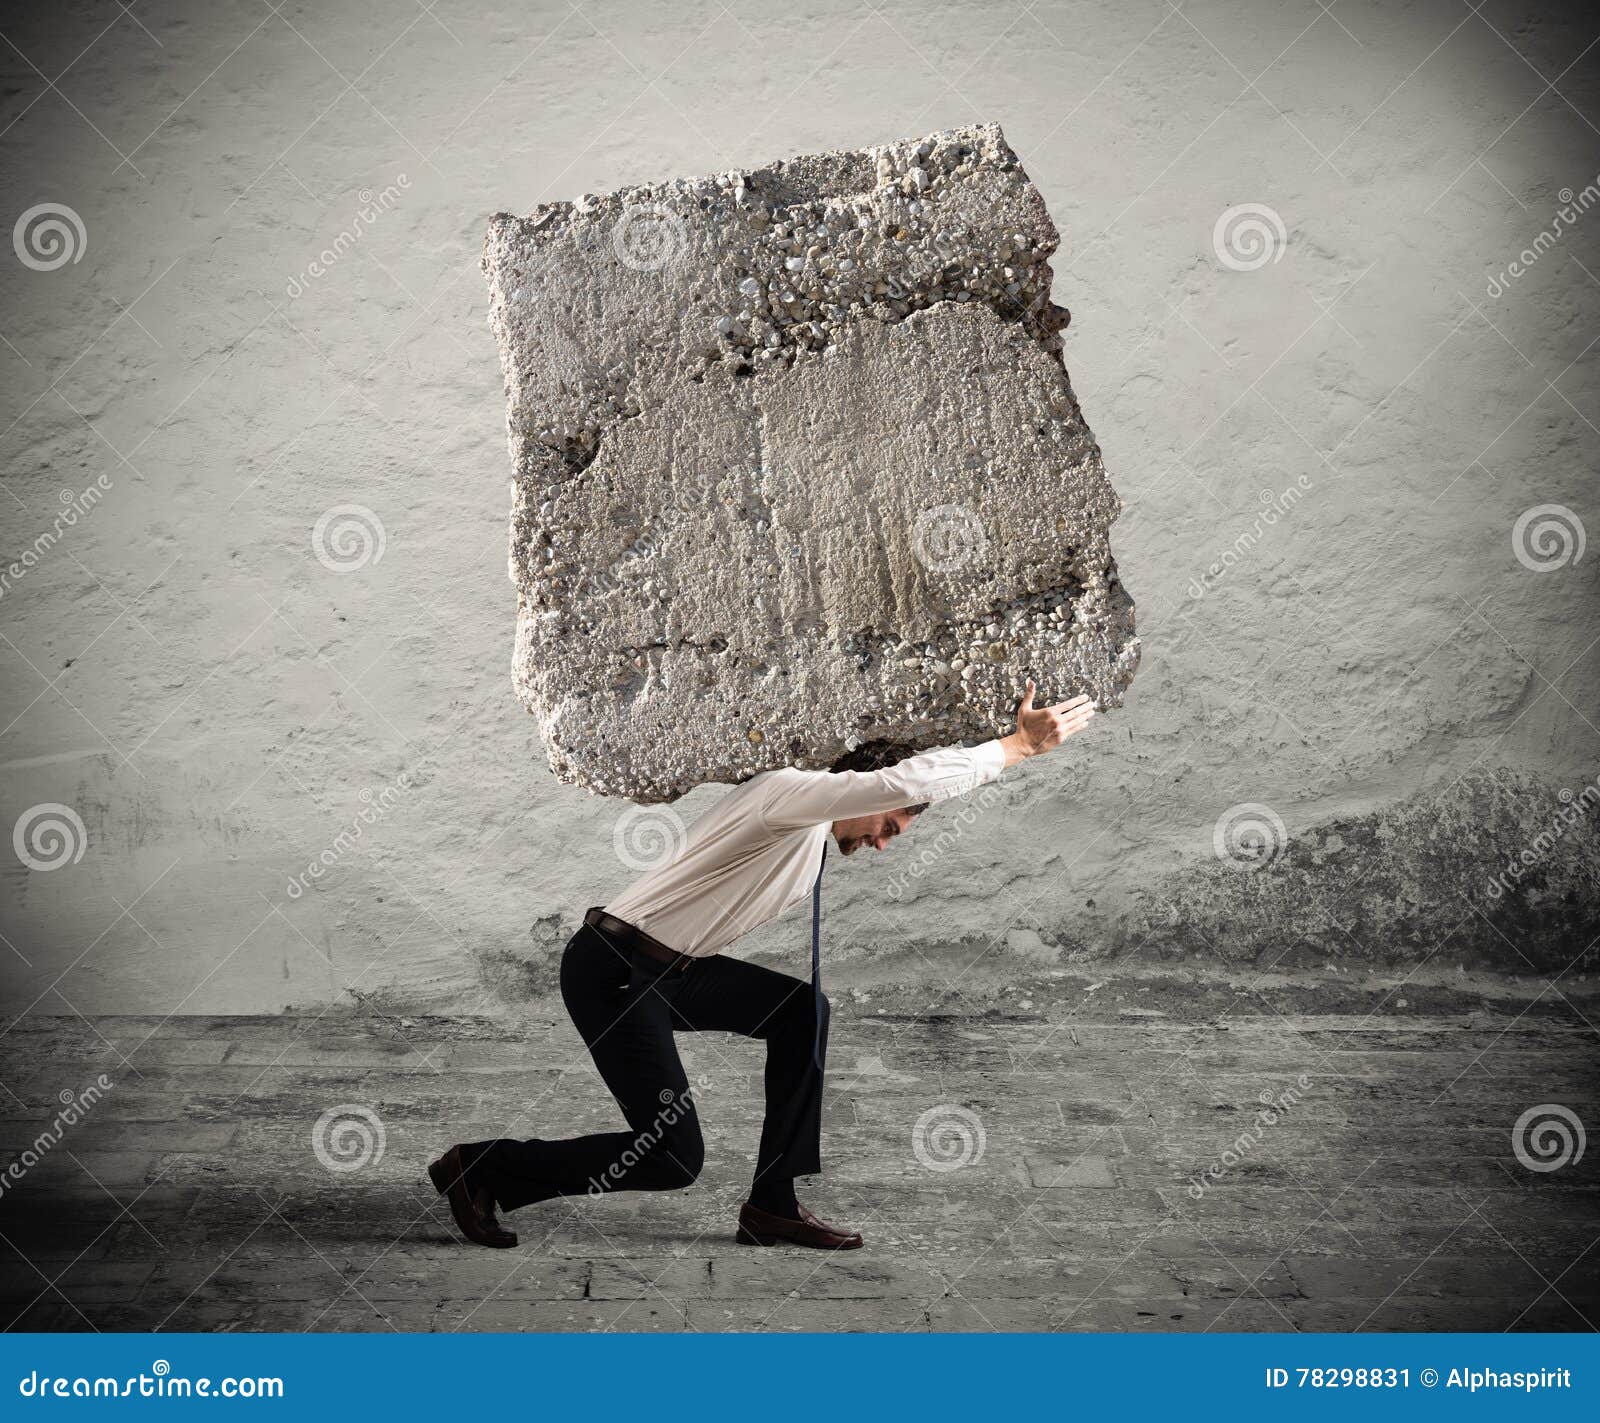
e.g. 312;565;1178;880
827;739;929;816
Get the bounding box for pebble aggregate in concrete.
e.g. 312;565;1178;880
483;123;1139;801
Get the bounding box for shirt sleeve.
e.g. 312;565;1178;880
758;740;1008;831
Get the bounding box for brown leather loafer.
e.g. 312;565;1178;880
428;1144;517;1249
736;1200;863;1250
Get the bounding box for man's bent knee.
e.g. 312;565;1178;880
624;1115;704;1190
781;982;828;1023
647;1127;704;1189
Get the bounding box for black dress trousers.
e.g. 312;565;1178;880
466;920;830;1212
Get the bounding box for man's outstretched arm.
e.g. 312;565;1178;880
760;679;1099;829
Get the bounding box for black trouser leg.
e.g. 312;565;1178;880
467;922;828;1213
665;948;830;1189
469;925;705;1211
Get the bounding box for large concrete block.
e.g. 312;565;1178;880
483;123;1138;801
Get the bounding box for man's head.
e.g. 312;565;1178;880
828;741;929;856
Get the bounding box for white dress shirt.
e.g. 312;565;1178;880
602;740;1009;957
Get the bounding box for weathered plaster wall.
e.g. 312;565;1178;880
1;0;1596;1015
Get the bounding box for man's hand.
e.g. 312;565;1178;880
999;679;1097;768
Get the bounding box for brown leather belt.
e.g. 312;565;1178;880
583;906;697;972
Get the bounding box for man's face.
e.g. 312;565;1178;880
831;808;919;856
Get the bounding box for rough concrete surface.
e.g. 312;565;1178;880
0;1;1598;1014
3;982;1595;1332
483;123;1138;801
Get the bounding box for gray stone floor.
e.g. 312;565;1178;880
2;972;1596;1332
